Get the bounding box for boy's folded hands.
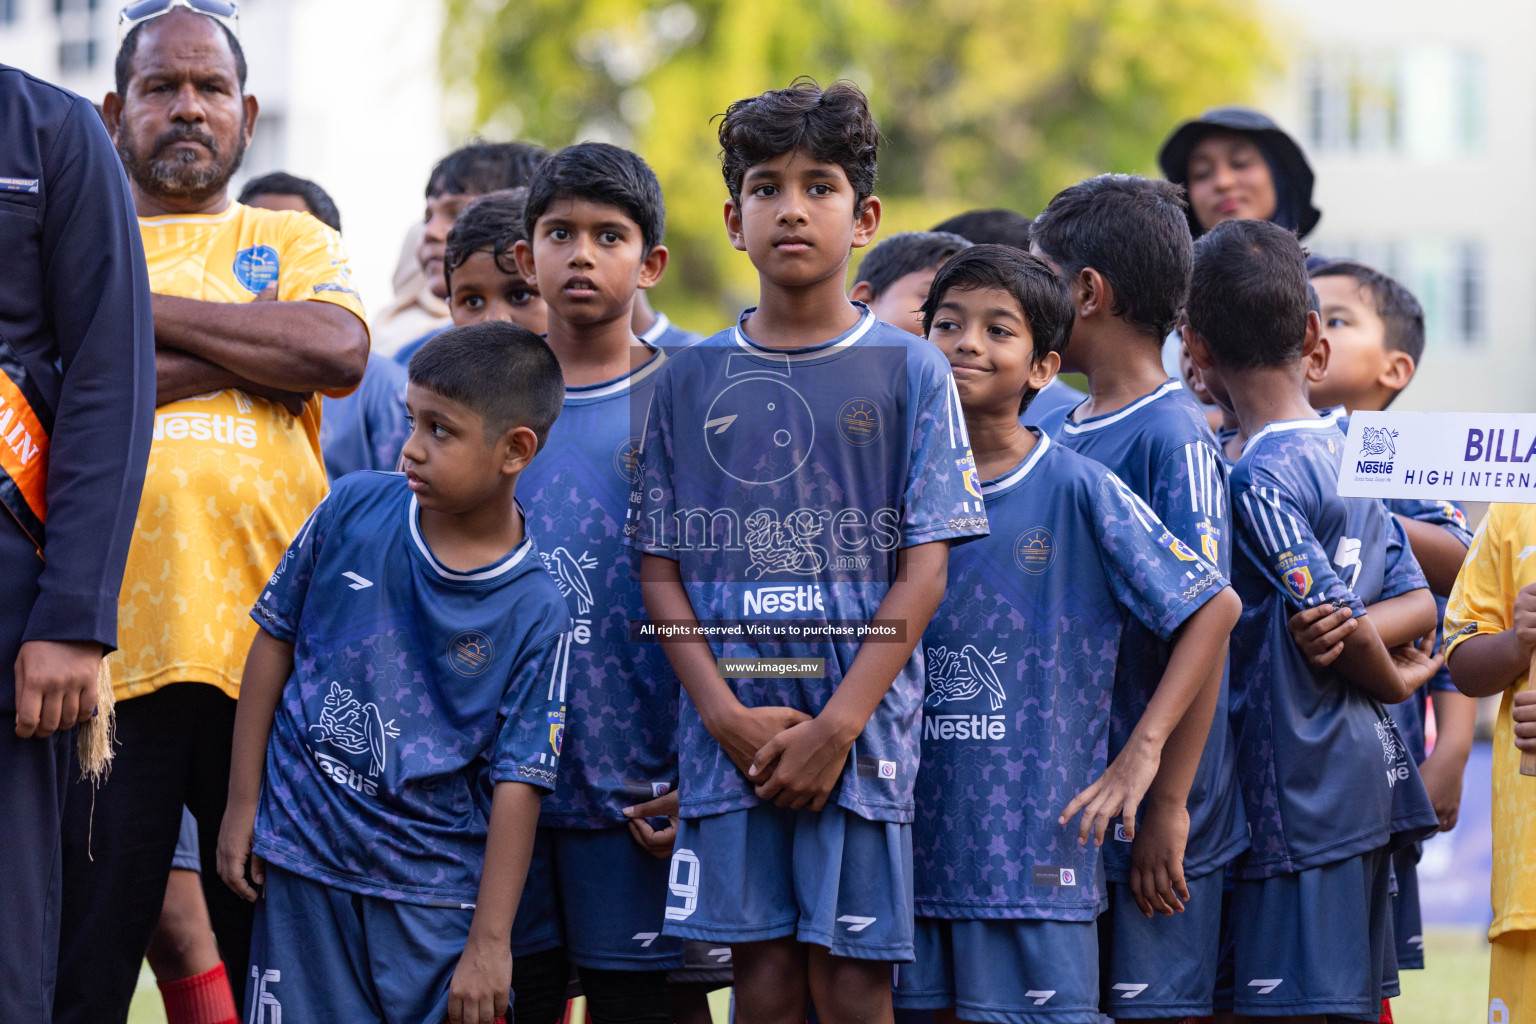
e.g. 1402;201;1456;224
749;713;859;812
709;702;812;785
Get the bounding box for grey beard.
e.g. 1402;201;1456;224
119;134;247;205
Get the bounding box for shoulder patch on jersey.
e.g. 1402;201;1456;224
232;245;280;294
1196;517;1221;564
547;707;566;755
956;452;982;500
1277;550;1312;599
1014;527;1055;575
1157;528;1200;563
838;398;882;446
448;630;495;676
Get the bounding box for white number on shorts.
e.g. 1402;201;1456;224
665;848;700;921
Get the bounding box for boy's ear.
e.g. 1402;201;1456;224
512;239;538;287
1181;323;1216;371
1305;333;1332;384
849;280;876;304
499;425;541;476
1075;267;1109;320
1299;309;1324;360
851;195;882;249
1378;349;1415;393
638;244;669;292
1029;349;1062;391
723;199;747;253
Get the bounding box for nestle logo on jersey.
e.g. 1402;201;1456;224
923;713;1006;741
743;585;824;616
153;411;258;449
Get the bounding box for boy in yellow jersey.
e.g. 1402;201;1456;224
1444;503;1536;1024
54;7;369;1022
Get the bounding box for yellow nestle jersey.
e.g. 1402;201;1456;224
1444;501;1536;941
111;203;367;702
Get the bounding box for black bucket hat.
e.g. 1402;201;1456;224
1158;106;1321;239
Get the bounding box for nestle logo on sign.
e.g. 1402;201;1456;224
1356;460;1393;475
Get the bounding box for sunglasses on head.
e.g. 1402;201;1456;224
118;0;239;43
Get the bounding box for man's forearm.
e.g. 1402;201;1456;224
153;294;367;393
157;346;251;406
1397;516;1469;597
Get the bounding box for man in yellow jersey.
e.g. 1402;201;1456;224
52;4;368;1022
1445;504;1536;1024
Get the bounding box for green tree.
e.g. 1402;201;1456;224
443;0;1279;325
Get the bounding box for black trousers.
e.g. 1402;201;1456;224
0;723;71;1024
53;683;252;1024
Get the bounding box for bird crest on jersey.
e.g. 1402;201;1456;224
744;509;827;579
1358;426;1398;458
925;644;1009;710
1374;718;1403;766
542;546;598;616
309;681;400;778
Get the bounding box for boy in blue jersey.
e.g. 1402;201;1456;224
1029;174;1246;1022
1182;220;1443;1022
447;188;549;334
848;230;972;337
215;322;572;1024
503;142;687;1024
1287;261;1477;1000
630;79;987;1024
895;244;1240;1022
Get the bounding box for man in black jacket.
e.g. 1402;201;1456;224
0;63;155;1024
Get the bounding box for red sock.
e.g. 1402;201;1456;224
1381;997;1394;1023
158;962;239;1024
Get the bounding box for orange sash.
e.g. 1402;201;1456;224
0;342;50;550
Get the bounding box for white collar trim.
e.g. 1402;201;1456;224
408;497;531;581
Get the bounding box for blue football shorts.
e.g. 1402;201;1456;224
510;824;683;969
894;916;1099;1023
662;802;914;961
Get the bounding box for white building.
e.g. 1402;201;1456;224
1260;0;1536;412
0;0;448;316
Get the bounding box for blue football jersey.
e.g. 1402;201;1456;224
520;350;680;827
640;311;704;350
627;304;990;823
914;433;1228;921
1036;380;1247;880
250;472;574;905
1229;418;1439;879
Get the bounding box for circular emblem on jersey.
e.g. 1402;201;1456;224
614;436;643;482
837;398;882;446
232;245;281;294
703;378;815;485
448;630;494;676
1014;527;1055;575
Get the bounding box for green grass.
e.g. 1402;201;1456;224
126;927;1488;1023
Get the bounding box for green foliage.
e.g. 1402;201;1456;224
443;0;1279;327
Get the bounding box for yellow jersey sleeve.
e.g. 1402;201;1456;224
275;214;369;398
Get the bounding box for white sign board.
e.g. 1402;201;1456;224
1338;411;1536;502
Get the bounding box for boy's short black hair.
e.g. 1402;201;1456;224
408;322;564;449
929;209;1033;251
427;141;549;199
523;143;665;252
237;172;342;232
1309;259;1426;365
1030;175;1193;339
921;244;1074;362
117;18;246;97
854;232;972;298
1188;219;1310;370
716;78;879;214
444;188;528;291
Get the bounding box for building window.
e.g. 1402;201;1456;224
1304;47;1484;158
